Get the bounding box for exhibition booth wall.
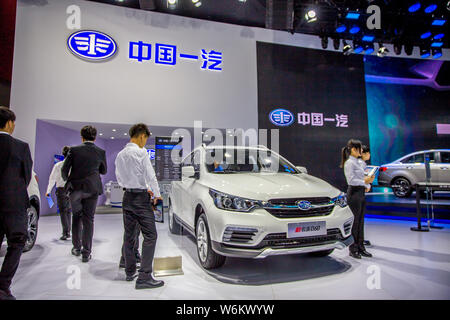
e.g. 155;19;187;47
10;0;450;215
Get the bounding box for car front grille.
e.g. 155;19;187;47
222;228;345;250
264;197;334;218
256;228;343;249
222;227;258;244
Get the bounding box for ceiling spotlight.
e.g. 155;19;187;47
420;46;430;58
321;36;328;49
434;33;444;40
377;43;389;57
167;0;177;9
333;38;340;50
345;12;360;20
393;42;402;55
432;19;446;26
421;31;432;39
305;9;317;23
192;0;202;7
364;43;375;55
343;41;353;55
404;43;414;55
432;48;442;59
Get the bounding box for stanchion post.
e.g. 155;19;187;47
411;184;429;232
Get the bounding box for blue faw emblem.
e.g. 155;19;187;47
68;30;117;61
297;200;312;211
269;109;294;126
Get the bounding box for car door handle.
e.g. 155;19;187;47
406;166;413;169
441;167;449;170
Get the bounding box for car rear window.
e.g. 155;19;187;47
440;152;450;163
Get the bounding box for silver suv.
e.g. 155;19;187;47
378;149;450;198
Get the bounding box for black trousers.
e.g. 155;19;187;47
0;210;27;291
122;192;157;279
69;190;98;257
347;186;366;253
121;225;141;260
56;187;72;236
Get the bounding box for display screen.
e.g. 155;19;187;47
257;42;369;191
155;136;183;181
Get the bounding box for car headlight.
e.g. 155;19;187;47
209;189;262;212
332;192;347;208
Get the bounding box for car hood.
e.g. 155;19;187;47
205;172;341;200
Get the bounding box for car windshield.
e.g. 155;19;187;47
204;148;300;174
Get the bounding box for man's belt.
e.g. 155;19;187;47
124;188;148;193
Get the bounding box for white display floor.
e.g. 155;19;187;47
2;211;449;300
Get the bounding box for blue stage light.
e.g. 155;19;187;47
432;48;442;59
336;25;346;33
431;42;443;47
420;32;432;39
349;26;360;34
432;19;446;26
421;52;430;58
424;4;437;13
434;33;444;39
408;2;421;12
354;46;364;54
365;47;374;54
362;35;375;42
345;12;360;20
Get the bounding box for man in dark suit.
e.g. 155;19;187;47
62;125;107;262
0;106;33;300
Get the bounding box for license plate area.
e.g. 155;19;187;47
287;221;326;238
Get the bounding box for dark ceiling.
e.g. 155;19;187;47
89;0;449;52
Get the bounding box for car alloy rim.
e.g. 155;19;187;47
27;207;37;245
197;220;208;263
396;179;409;196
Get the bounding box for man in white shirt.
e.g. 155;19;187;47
46;146;72;240
115;123;164;289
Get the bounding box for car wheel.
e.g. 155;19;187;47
196;213;226;269
168;200;182;234
392;177;412;198
309;249;334;257
23;206;38;252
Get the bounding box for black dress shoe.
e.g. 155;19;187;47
126;272;138;282
82;255;92;263
363;240;372;246
135;276;164;289
60;235;68;240
360;250;373;258
349;251;362;259
71;248;81;256
0;288;16;300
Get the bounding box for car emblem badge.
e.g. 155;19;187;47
297;200;312;210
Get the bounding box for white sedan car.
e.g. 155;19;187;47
169;145;354;269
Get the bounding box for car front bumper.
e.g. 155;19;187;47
203;200;354;258
211;235;354;258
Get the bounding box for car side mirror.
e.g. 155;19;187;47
182;166;196;179
296;166;308;174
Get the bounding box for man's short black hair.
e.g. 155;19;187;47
80;125;97;141
129;123;150;138
62;146;70;158
0;106;16;129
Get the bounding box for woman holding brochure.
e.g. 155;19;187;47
341;140;375;259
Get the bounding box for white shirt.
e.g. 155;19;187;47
0;131;11;135
46;160;66;194
358;158;371;190
344;156;366;187
115;142;161;197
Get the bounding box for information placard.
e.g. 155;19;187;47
155;136;182;181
